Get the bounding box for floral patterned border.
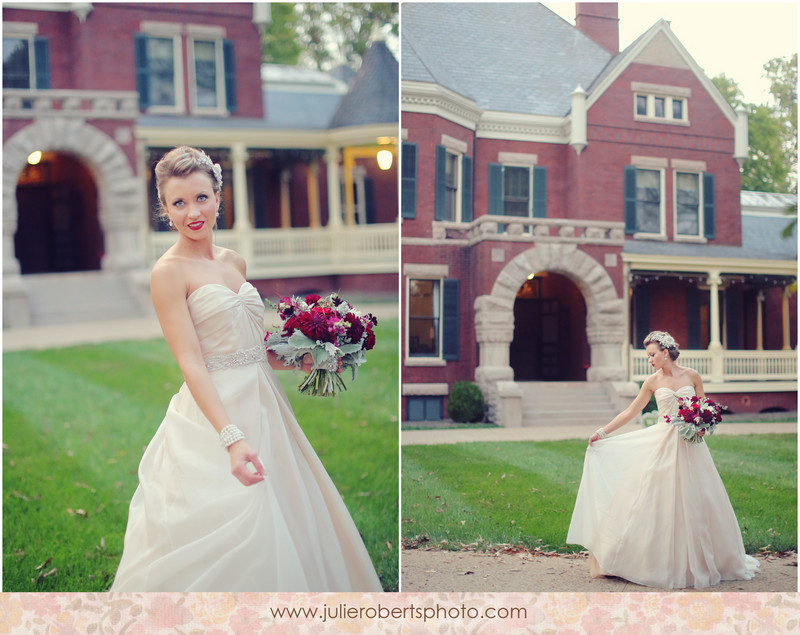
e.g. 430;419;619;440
2;592;799;633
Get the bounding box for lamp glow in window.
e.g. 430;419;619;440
377;149;393;170
27;151;42;165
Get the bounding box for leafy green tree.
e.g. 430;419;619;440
263;3;398;71
262;3;304;66
764;53;797;192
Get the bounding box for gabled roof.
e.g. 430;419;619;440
584;18;737;125
262;65;347;130
330;39;399;128
402;2;612;117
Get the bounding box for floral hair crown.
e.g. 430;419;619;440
647;331;677;350
195;151;223;190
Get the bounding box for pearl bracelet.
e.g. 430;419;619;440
219;424;245;448
595;427;607;439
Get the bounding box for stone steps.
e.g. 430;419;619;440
517;381;619;427
22;271;147;326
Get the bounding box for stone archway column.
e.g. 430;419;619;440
474;294;520;426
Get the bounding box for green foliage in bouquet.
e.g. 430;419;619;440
447;381;485;423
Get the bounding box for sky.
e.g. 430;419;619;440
542;2;798;106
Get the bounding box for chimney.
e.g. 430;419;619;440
575;3;619;55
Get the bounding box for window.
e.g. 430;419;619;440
675;172;700;236
633;93;688;124
134;33;182;112
488;163;547;221
188;37;236;113
406;396;443;422
407;277;459;360
3;36;49;89
434;144;472;222
624;166;664;236
409;279;440;357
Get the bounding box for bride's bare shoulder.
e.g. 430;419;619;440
151;250;187;293
215;246;246;277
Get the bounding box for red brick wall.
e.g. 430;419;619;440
708;391;797;415
3;4;263;118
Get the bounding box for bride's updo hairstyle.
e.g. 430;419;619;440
154;146;223;223
643;330;680;360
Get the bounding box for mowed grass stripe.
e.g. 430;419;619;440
403;434;796;554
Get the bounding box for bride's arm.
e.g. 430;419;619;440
589;380;655;445
151;262;265;486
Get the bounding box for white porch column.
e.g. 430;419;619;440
325;146;342;229
756;290;765;350
707;271;723;381
782;286;792;350
231;143;252;264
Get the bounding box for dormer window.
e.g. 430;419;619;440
632;82;690;125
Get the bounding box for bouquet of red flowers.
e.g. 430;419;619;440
664;396;727;443
264;292;377;397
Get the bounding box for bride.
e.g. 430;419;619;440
110;146;382;591
566;331;759;589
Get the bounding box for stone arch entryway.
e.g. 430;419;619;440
3;118;146;326
474;243;626;424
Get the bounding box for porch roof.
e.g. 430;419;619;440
624;214;797;262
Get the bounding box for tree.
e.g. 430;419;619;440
712;54;798;194
262;3;398;72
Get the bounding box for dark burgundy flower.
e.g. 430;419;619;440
363;327;376;350
298;307;335;343
282;314;302;336
700;409;714;423
305;294;321;306
344;312;364;344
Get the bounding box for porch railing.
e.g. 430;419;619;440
147;223;399;279
630;348;797;383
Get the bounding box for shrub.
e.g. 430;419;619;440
447;381;485;423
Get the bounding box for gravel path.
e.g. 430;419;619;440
401;548;798;592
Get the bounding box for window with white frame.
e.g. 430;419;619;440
443;150;460;221
632;82;690;125
408;278;441;357
188;33;233;113
624;166;665;237
3;23;48;90
134;30;183;112
434;142;472;223
503;165;531;216
675;171;702;237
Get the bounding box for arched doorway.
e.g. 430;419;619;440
14;152;103;274
510;271;589;380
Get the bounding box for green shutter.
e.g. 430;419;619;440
461;154;472;222
533;165;547;218
687;287;702;349
223;39;237;112
488;163;503;215
33;37;50;89
703;172;715;239
134;33;150;109
442;278;459;360
401;142;417;219
434;145;446;221
624;166;637;233
634;285;650;346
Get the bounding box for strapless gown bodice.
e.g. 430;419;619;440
566;384;759;589
111;283;381;592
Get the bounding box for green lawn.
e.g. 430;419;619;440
3;320;398;592
402;434;796;554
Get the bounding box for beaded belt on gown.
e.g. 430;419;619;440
204;344;266;372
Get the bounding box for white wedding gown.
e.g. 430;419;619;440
567;385;759;589
111;282;382;591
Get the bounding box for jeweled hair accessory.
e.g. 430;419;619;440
646;331;677;350
196;151;223;190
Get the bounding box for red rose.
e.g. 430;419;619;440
282;314;302;336
305;294;321;306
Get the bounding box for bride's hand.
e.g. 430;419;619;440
300;353;314;374
228;440;265;486
588;432;602;447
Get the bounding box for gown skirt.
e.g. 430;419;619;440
111;282;382;591
566;385;759;589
